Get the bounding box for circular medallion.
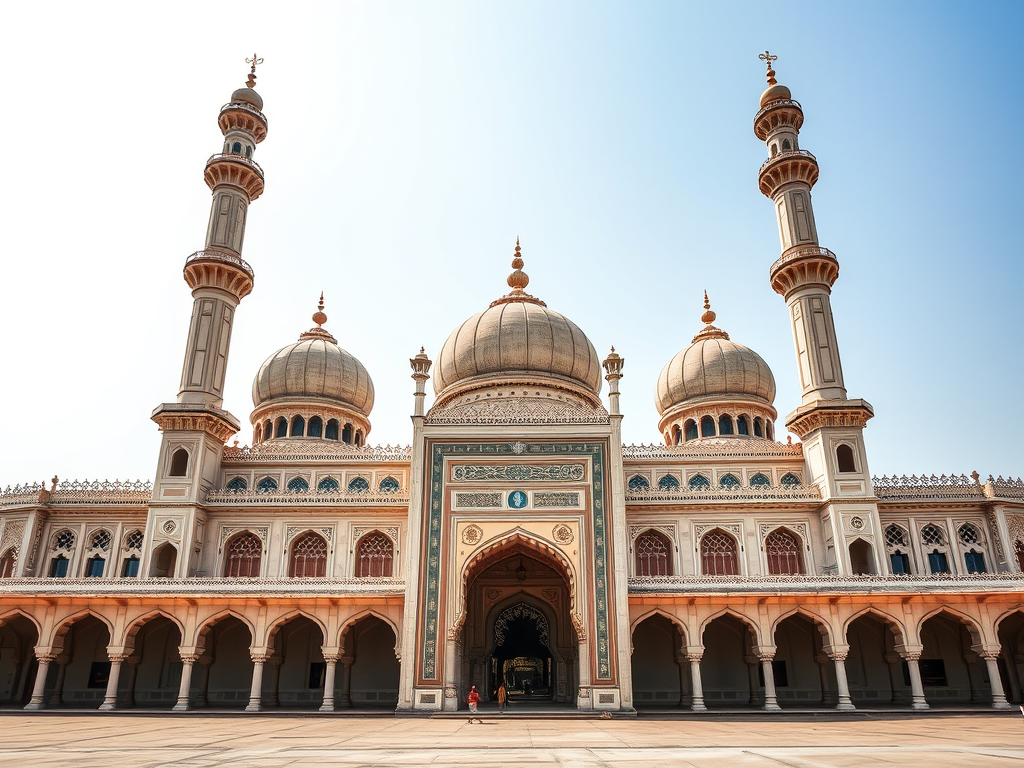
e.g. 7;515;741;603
553;524;574;544
461;524;483;545
850;516;865;531
161;519;177;535
508;490;528;509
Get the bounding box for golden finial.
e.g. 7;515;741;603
312;292;327;327
507;237;529;292
759;50;778;86
701;290;716;324
246;53;264;89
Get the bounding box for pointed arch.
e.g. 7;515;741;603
336;608;401;654
265;609;328;651
917;606;986;647
193;609;257;650
771;606;833;647
0;608;42;639
994;605;1024;634
48;608;115;649
842;606;907;646
122;609;186;649
630;608;689;646
699;607;762;646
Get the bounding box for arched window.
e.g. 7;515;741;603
347;477;370;493
627;475;650;492
701;529;739;576
0;548;17;578
657;474;680;491
885;524;911;573
264;420;273;440
85;555;105;577
848;539;874;574
289;532;328;578
753;417;764;437
700;416;716;437
779;473;800;487
782;138;791;150
124;530;144;550
770;143;778;156
379;476;400;493
256;477;278;493
672;426;682;446
342;423;353;444
287;477;309;493
307;416;323;438
254;424;262;443
49;555;69;578
90;529;112;551
53;529;76;551
121;556;140;577
149;542;176;577
688;474;710;490
964;549;986;574
634;530;671;576
226;477;247;492
231;141;242;154
957;523;980;545
920;523;945;547
749;473;771;488
836;444;856;472
169;448;189;477
958;524;986;573
684;420;698;441
765;528;805;575
325;419;340;441
356;532;394;577
224;532;262;577
736;415;750;435
718;473;740;489
245;145;252;158
317;477;340;493
276;417;288;438
354;430;363;446
766;421;774;440
290;415;305;436
718;415;734;435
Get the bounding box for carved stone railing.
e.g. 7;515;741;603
623;439;803;460
628;572;1024;594
627;484;820;504
0;577;405;596
753;98;803;124
205;489;410;505
758;148;817;176
221;100;268;124
872;474;984;501
990;476;1024;500
185;250;254;278
1;480;152;507
769;245;838;276
222;442;412;463
0;482;45;506
206;152;264;176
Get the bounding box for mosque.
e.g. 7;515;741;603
1;55;1023;715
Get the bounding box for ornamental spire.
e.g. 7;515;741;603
759;50;778;86
490;237;546;307
692;291;729;343
245;53;263;89
299;293;337;343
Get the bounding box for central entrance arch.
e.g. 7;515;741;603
492;602;554;700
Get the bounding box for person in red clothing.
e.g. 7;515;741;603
467;685;482;723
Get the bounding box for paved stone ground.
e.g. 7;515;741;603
1;712;1022;766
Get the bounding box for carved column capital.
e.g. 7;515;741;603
685;651;704;663
827;649;849;662
180;653;200;664
35;653;57;664
250;653;270;664
322;653;341;664
899;650;922;663
107;652;129;664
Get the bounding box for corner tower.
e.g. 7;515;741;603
754;53;883;575
145;58;269;577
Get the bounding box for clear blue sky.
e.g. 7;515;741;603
0;1;1021;485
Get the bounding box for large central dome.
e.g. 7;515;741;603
433;241;602;404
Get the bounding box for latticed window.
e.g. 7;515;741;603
225;532;262;577
658;475;680;491
379;476;400;493
688;474;710;490
125;530;144;550
348;477;370;493
0;548;17;579
765;529;804;575
628;475;650;491
226;477;247;492
885;524;909;548
749;473;771;488
287;477;310;493
356;532;394;577
780;473;800;487
90;530;112;551
289;532;328;578
318;477;340;493
257;477;278;493
920;524;945;547
634;530;671;576
719;474;740;489
958;523;980;545
53;530;76;550
701;529;738;576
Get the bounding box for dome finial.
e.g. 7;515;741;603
245;53;264;89
299;292;337;343
759;50;778;86
313;292;327;327
507;236;529;292
701;290;716;324
692;290;729;342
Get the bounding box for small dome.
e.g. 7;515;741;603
231;87;264;112
433;241;601;401
252;301;373;415
656;298;775;416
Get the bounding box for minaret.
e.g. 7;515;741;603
145;58;269;577
755;52;883;576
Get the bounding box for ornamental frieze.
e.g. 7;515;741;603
454;492;502;508
452;464;585;482
534;492;581;508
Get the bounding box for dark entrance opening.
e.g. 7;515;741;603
492;603;553;701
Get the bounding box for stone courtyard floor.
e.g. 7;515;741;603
0;711;1022;767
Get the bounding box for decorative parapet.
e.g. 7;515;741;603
627;485;820;504
0;482;45;506
205;489;410;506
989;476;1024;500
0;577;405;597
873;474;984;501
222;442;412;463
623;439;803;460
629;573;1024;594
1;480;152;507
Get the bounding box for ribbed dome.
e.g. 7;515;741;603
655;298;774;415
252;302;374;415
433;241;601;400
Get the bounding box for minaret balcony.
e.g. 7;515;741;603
184;250;255;299
219;102;268;143
204;153;265;201
758;149;819;197
753;98;804;140
769;245;839;297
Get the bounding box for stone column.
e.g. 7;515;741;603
757;651;782;711
900;651;929;710
122;656;141;707
246;653;268;711
320;655;339;712
99;653;127;710
48;656;69;707
744;655;761;706
827;649;856;711
173;653;198;711
195;656;213;707
883;653;906;704
674;653;691;707
267;657;283;707
980;651;1012;710
686;650;706;712
338;656;354;708
815;652;835;706
963;652;984;704
24;653;55;710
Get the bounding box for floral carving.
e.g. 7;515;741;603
552;525;574;544
461;525;483;545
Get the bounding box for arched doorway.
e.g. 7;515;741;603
461;539;577;707
631;613;686;707
0;614;39;706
